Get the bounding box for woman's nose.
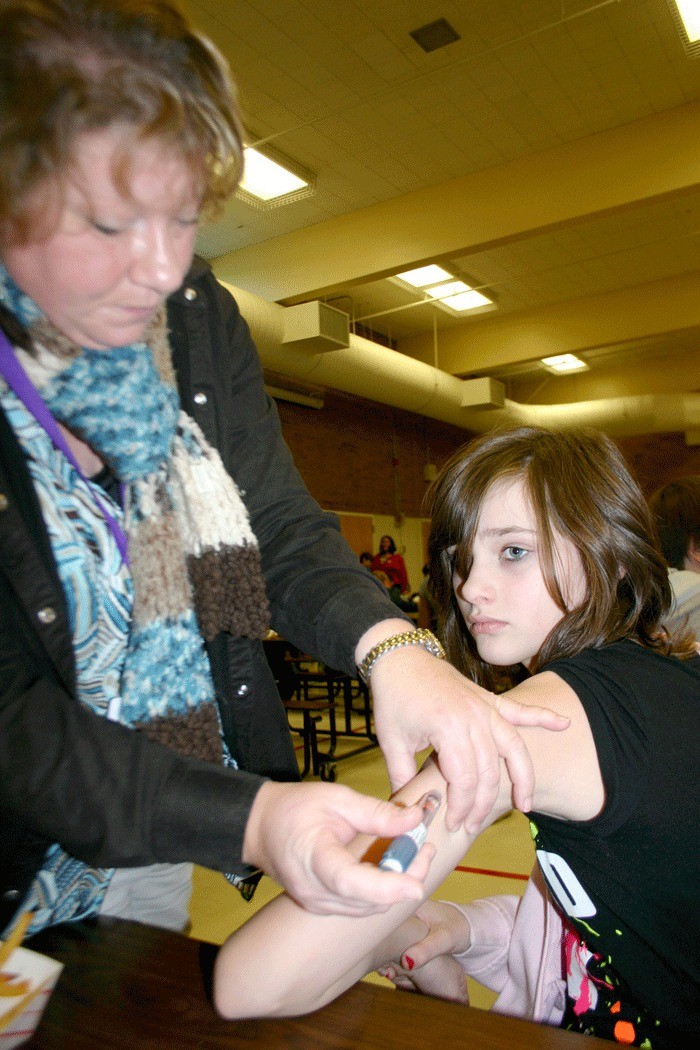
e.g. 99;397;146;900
130;222;189;296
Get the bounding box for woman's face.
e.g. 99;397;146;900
2;126;200;349
452;476;586;670
380;536;391;553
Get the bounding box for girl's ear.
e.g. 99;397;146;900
684;537;700;574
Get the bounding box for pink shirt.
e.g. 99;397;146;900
447;865;565;1026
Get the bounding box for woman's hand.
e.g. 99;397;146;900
367;641;569;832
242;780;433;915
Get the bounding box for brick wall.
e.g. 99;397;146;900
275;388;700;513
616;432;700;497
275;388;470;517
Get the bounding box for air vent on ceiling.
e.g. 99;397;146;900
409;18;460;54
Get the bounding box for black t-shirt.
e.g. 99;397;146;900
530;640;700;1046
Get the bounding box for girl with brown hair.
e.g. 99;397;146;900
214;426;699;1048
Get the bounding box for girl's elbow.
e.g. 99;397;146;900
213;954;308;1020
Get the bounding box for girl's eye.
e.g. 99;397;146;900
503;545;528;561
176;216;200;229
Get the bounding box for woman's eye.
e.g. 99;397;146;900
91;220;121;236
176;216;200;229
503;545;528;561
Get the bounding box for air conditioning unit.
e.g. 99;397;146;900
282;301;350;353
460;377;506;409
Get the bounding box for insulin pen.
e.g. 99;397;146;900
378;791;442;873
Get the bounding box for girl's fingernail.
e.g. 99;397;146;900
403;955;414;970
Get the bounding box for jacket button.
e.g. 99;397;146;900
237;684;249;696
184;287;198;302
0;493;8;511
37;606;57;625
193;391;208;405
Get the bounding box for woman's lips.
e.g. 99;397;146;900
119;304;159;318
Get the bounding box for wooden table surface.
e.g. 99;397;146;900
25;916;609;1049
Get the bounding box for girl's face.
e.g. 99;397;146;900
3;125;200;350
452;476;586;670
380;536;391;552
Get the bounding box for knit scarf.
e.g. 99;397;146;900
0;264;270;930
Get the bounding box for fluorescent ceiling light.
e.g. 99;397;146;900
673;1;700;42
441;289;493;312
425;280;469;299
238;147;309;203
541;354;589;374
392;266;494;314
424;281;492;312
396;264;453;287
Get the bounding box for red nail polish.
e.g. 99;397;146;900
404;955;414;971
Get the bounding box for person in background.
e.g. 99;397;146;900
371;534;414;606
0;0;567;941
359;551;374;571
372;567;418;614
213;426;699;1049
648;475;700;639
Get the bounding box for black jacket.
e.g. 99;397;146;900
0;258;399;929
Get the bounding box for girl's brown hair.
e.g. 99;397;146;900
0;0;243;241
427;425;694;688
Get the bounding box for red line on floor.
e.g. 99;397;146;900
455;865;529;881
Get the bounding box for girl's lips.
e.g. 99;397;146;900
469;618;507;635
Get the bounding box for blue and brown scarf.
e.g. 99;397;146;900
0;264;269;931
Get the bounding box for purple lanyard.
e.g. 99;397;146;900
0;327;129;565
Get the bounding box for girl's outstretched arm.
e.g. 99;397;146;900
213;671;595;1020
213;756;479;1019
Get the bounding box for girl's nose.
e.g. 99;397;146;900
458;560;494;606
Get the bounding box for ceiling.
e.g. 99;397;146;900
182;0;700;423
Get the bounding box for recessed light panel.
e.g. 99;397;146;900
396;265;453;287
238;147;310;205
673;0;700;42
541;354;589;374
392;268;493;314
439;289;493;312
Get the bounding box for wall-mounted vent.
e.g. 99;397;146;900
409;18;460;54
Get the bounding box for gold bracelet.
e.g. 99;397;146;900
357;628;446;685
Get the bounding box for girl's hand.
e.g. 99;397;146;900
402;898;472;965
377;898;472;1004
